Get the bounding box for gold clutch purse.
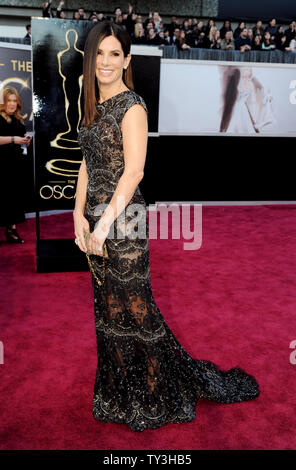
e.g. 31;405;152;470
84;231;108;286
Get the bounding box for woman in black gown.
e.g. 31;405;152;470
74;20;260;432
0;86;32;243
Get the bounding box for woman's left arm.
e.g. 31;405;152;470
251;76;263;90
90;103;148;250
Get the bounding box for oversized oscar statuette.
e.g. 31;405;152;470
50;28;83;151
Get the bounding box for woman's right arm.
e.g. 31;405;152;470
73;157;89;252
74;157;88;215
0;136;28;145
0;136;13;145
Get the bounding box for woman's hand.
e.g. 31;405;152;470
24;135;32;147
14;136;29;145
89;219;110;257
73;210;89;253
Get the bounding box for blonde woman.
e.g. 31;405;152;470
209;25;219;41
134;22;143;39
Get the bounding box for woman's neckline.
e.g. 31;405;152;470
97;89;131;105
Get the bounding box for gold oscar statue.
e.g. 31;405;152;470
50;28;83;151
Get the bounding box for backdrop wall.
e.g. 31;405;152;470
218;0;296;22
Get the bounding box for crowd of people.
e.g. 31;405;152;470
24;2;295;53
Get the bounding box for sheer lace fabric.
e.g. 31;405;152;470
77;90;260;432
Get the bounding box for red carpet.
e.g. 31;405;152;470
0;204;295;450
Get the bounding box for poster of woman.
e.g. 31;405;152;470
159;60;296;137
219;66;276;133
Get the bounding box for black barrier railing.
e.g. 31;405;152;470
161;45;296;64
1;37;296;64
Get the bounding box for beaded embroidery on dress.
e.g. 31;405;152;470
77;89;260;432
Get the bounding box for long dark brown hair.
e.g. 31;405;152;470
0;86;24;124
81;20;134;127
219;68;241;132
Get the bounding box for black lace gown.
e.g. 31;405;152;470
77;89;260;432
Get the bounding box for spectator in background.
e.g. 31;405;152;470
277;35;290;51
73;11;81;20
42;1;54;17
165;16;179;37
171;27;181;45
152;11;163;32
221;30;235;50
252;20;264;38
205;19;215;37
219;20;232;39
196;32;210;48
142;10;162;34
247;29;253;42
210;31;221;49
24;24;31;44
56;0;66;19
252;34;262;50
209;27;221;49
132;13;142;26
115;14;124;25
89;14;99;22
235;28;252;51
274;27;291;51
163;29;172;45
78;7;86;20
135;14;144;28
261;31;275;50
121;4;136;36
285;21;296;43
97;13;105;22
195;20;205;37
114;6;122;17
182;18;191;33
233;21;245;39
290;37;296;52
186;26;200;47
157;21;165;34
275;26;286;49
146;27;162;45
88;11;97;20
209;26;219;42
132;23;147;44
188;18;194;30
145;21;154;37
175;29;191;50
157;31;166;46
264;18;277;40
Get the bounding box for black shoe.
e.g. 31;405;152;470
5;227;25;243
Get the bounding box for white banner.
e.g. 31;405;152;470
159;59;296;137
